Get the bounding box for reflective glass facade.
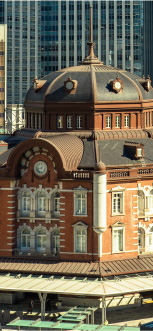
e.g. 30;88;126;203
4;1;41;104
41;1;143;78
0;0;147;105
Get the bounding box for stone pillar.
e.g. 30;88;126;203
93;163;107;257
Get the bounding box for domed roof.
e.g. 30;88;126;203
25;7;153;107
25;64;153;105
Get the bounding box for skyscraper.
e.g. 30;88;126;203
0;24;7;131
143;1;153;82
0;0;149;122
4;1;41;105
41;1;143;78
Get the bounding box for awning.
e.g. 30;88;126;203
1;273;153;297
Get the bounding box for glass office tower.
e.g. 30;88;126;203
143;1;153;82
0;0;145;107
41;1;143;78
4;1;41;105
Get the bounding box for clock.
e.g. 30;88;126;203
114;81;121;90
64;76;77;93
65;81;74;90
34;161;47;176
112;76;123;93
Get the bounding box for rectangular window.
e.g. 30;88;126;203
22;197;30;212
75;193;87;215
106;116;111;128
76;116;82;129
67;116;72;128
76;229;86;252
112;192;123;214
115;115;120;128
138;191;145;216
124;115;129;127
57;116;63;128
38;197;46;212
113;228;124;252
137;148;143;157
54;194;60;214
30;113;33;128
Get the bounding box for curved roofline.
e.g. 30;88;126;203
7;138;66;177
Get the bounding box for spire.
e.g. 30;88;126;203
81;6;103;65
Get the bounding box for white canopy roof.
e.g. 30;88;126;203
0;274;153;297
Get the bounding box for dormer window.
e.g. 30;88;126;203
33;77;47;92
137;148;143;158
140;75;152;92
64;76;78;94
124;141;144;159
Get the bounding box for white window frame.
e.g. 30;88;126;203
138;190;145;216
115;115;120;128
138;228;145;254
67;116;72;129
52;230;60;254
22;191;31;215
57;116;63;129
112;226;125;253
148;190;153;214
21;228;30;250
54;193;60;216
76;116;82;129
112;191;124;215
106;115;111;128
36;229;46;252
74;188;87;216
37;191;46;217
124;115;129;127
73;222;88;253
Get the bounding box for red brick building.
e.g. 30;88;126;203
1;38;153;270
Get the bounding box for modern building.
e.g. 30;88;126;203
0;24;7;132
143;1;153;82
0;0;144;109
41;0;143;77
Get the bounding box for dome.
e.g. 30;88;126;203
25;17;153;133
25;64;153;105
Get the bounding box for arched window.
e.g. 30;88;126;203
138;228;145;253
22;191;30;214
37;191;46;216
52;229;60;253
138;191;145;216
148;227;153;253
21;228;30;249
54;193;60;216
148;190;153;213
36;229;46;252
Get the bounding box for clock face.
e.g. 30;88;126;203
66;81;73;90
34;161;47;176
115;81;121;90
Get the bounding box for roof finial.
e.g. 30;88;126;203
90;6;93;44
80;6;103;65
87;6;95;58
